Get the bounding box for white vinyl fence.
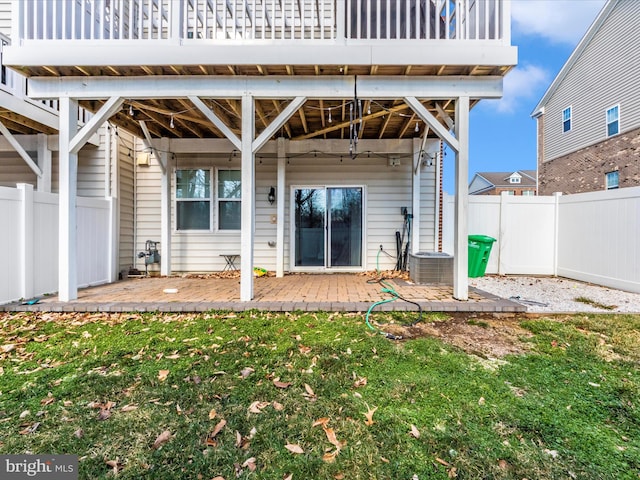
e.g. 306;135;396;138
443;187;640;293
0;184;114;304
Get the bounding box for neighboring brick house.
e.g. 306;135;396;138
469;170;537;196
531;0;640;195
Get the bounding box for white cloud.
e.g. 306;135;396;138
481;64;550;114
512;0;606;45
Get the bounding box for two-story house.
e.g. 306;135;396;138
532;0;640;195
2;0;516;302
469;169;536;195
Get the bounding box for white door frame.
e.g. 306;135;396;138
289;184;367;272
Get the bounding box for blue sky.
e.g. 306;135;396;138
442;0;607;194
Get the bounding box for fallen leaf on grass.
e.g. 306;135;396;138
240;367;254;379
105;459;120;475
242;457;257;472
152;430;172;449
322;450;338;463
448;467;458;478
1;344;16;353
210;419;227;439
363;404;378;426
312;417;330;428
208;409;217;420
40;394;55;406
478;397;486;406
302;384;317;401
273;379;292;389
334;474;345;480
97;409;111;421
19;422;40;435
285;444;304;454
211;477;225;480
272;401;284;411
121;404;138;412
74;428;84;439
283;474;293;480
158;370;170;382
323;427;345;450
409;425;420;438
435;457;450;466
353;377;367;388
248;401;270;414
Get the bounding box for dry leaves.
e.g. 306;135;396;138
302;384;317;401
248;401;270;414
363;404;378;426
285;443;305;454
158;370;170;382
152;430;172;449
105;459;121;475
242;457;257;472
273;378;292;389
240;367;254;379
353;377;367;388
409;425;420;439
208;408;217;420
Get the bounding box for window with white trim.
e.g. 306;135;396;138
509;176;521;184
606;105;619;137
522;190;535;196
176;169;212;230
217;169;241;230
562;106;571;133
606;171;619;190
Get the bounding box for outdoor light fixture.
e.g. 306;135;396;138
268;186;275;205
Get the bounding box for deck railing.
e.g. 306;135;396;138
14;0;509;43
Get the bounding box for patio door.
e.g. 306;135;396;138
293;187;363;268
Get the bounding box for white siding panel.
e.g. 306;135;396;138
118;131;136;273
135;152;437;273
544;0;640;161
0;0;12;37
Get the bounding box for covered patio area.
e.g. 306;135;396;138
1;274;524;313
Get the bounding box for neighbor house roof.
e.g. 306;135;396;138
531;0;616;117
474;170;536;187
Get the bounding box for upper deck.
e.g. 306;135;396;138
2;0;516;141
4;0;515;77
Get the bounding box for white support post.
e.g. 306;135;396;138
276;137;286;277
411;137;421;254
453;96;469;301
58;97;79;301
17;183;34;300
240;95;256;301
498;191;508;275
160;138;172;276
36;133;52;192
107;196;118;282
553;191;562;276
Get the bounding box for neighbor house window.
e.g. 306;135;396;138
606;171;619;190
217;169;241;230
606;105;619;137
509;176;521;184
562;106;571;133
176;169;212;230
522;190;535;196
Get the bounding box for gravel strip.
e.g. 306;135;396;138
470;275;640;313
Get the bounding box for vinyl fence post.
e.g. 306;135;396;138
17;183;34;300
553;191;562;276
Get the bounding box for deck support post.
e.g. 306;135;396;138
160;137;172;276
276;137;286;278
453;96;470;301
58;97;79;301
411;137;421;255
36;133;51;192
240;95;256;301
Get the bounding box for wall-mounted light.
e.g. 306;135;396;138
268;186;275;205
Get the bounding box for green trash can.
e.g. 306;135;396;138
468;235;496;278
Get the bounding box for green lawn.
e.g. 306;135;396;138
0;311;639;479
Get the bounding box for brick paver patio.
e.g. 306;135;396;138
1;273;524;313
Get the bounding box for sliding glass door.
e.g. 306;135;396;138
294;187;363;268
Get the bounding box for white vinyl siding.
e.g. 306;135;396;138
135;149;436;273
117;131;136;273
0;1;12;37
542;0;640;162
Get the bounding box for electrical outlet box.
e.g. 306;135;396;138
388;157;401;167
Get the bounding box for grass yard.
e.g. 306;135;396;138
0;311;639;479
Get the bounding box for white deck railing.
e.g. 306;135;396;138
14;0;508;43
